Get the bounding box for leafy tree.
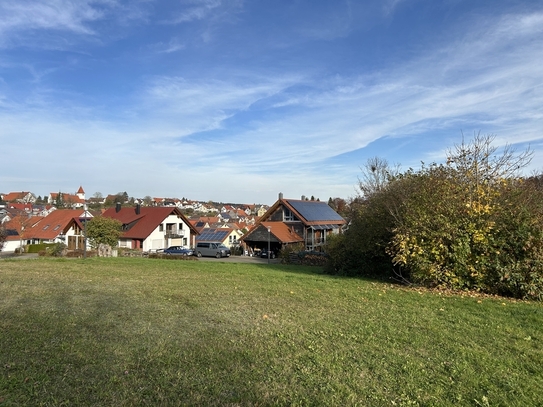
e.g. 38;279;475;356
86;216;123;248
0;226;7;252
325;157;401;277
55;192;65;208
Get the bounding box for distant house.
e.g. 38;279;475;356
3;191;36;204
196;227;243;247
241;193;346;253
256;205;268;217
48;186;86;208
102;204;199;251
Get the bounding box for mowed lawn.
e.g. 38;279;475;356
1;258;542;406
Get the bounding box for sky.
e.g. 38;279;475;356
1;0;542;205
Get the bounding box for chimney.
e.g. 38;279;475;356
116;202;121;213
278;192;283;200
136;203;141;215
301;195;306;201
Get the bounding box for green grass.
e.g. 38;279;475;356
1;258;542;406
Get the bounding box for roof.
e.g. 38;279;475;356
3;192;32;202
28;209;85;240
283;199;345;224
242;221;303;244
50;192;85;205
196;228;232;242
102;206;198;239
262;221;304;243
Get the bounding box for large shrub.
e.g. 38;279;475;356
86;216;123;248
327;135;543;299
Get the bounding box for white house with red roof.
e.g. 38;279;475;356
29;209;92;249
3;191;36;204
102;204;199;251
48;186;86;208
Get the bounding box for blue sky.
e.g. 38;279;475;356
1;0;542;204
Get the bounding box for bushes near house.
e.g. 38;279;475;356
26;243;57;253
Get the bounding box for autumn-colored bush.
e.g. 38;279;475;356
326;134;543;300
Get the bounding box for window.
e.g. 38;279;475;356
159;224;163;232
284;208;294;221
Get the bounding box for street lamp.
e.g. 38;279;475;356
83;204;88;259
267;225;271;264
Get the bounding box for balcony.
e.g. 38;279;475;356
165;228;185;238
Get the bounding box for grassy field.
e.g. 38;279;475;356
0;257;542;406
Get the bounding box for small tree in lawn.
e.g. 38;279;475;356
0;226;7;252
86;216;123;249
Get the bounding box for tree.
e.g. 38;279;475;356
0;226;7;252
11;211;34;253
86;216;123;248
55;192;65;208
325;157;403;277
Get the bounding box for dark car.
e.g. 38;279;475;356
260;249;276;259
163;246;194;256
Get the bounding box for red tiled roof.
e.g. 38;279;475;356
50;192;85;205
8;203;32;211
28;210;84;240
3;217;39;236
102;206;198;239
259;221;303;244
3;192;31;202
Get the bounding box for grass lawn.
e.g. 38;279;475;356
0;257;542;406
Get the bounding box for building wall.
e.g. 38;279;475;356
140;213;193;252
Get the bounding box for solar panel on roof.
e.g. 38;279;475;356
197;229;229;242
286;200;344;222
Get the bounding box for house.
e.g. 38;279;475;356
27;209;91;249
241;193;346;253
196;227;243;247
0;227;22;253
48;186;86;208
102;204;199;251
256;205;268;217
3;191;36;204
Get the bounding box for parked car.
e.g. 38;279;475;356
194;242;231;258
163;246;194;256
260;249;276;259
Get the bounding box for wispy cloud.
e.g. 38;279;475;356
170;0;223;23
1;3;542;203
0;1;104;37
0;0;149;48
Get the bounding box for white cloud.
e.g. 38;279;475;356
170;0;223;23
0;0;149;48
